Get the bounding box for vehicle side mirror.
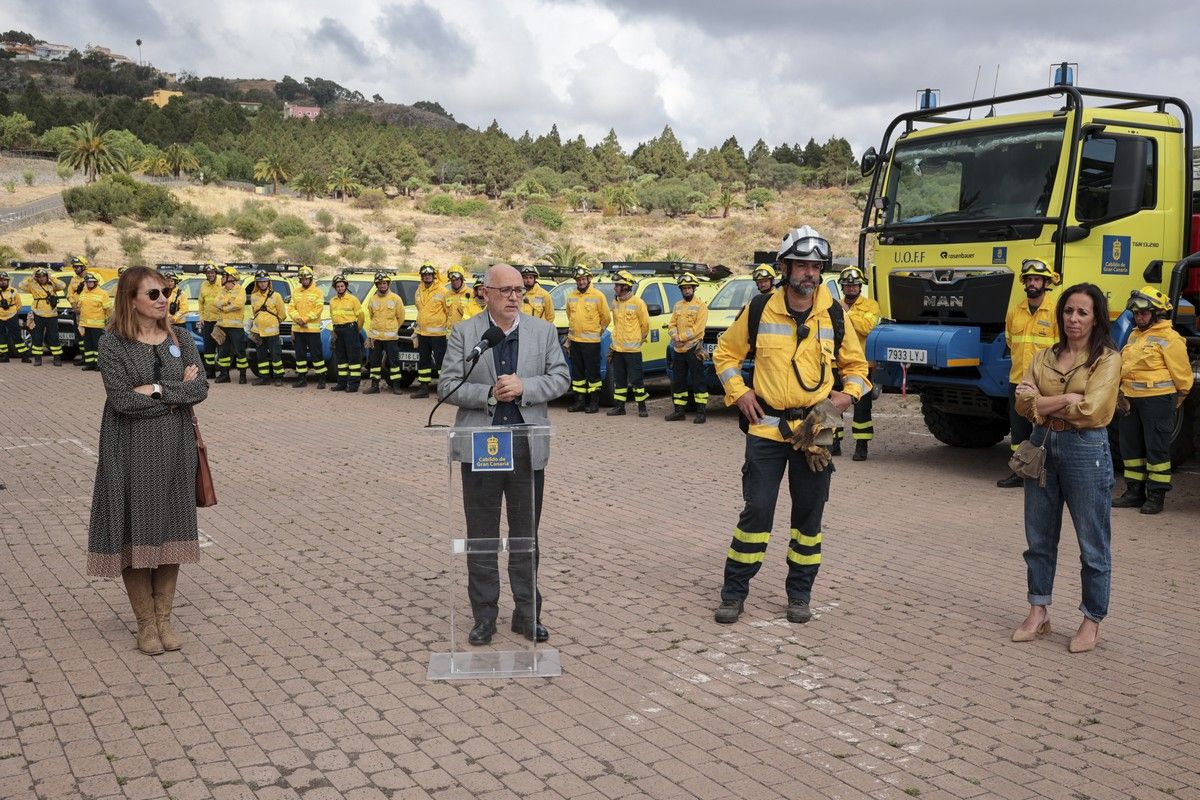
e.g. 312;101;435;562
645;304;663;317
860;147;878;177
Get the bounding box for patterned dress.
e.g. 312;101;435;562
87;327;209;577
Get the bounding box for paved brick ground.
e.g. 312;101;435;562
2;362;1199;800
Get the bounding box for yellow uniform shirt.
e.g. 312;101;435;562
167;289;189;326
415;282;449;336
1015;347;1120;429
444;285;473;328
844;295;881;341
669;296;709;353
288;285;326;334
1005;298;1058;383
249;289;287;337
20;277;65;318
566;285;610;343
330;292;364;326
0;287;18;321
198;278;222;323
215;285;245;329
461;298;485;321
367;291;404;341
521;284;556;322
77;287;113;329
1120;320;1194;398
610;295;649;353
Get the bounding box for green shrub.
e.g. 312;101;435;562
248;240;278;261
335;221;361;244
22;171;34;187
174;206;217;245
745;187;775;209
63;180;135;223
522;204;564;230
119;231;146;265
146;214;174;234
352;188;387;210
132;183;180;221
279;235;323;263
232;216;266;241
423;194;490;217
314;209;335;232
424;194;457;215
395;224;417;252
22;239;51;255
457;199;490;217
271;214;311;238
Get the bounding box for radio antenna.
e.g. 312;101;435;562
967;64;982;119
986;64;1000;117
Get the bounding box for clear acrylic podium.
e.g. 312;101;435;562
424;424;561;680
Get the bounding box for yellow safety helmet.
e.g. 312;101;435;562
447;267;465;281
332;273;348;286
419;263;437;277
34;267;50;278
520;265;539;277
1127;286;1171;314
298;265;314;279
204;261;219;274
613;269;636;287
374;271;392;283
677;272;700;287
752;264;777;281
84;271;100;283
0;271;9;281
838;266;868;285
221;266;240;280
1019;258;1061;286
70;255;89;269
574;266;592;279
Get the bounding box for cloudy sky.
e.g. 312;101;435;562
11;0;1200;155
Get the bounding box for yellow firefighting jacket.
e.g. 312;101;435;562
1005;298;1057;383
288;284;326;334
68;272;87;311
78;287;113;329
844;295;881;340
610;294;649;353
21;277;65;318
367;290;404;341
415;278;449;336
669;296;709;353
250;288;287;337
566;285;610;343
167;289;189;325
522;284;556;322
461;298;485;321
444;284;473;328
714;285;871;443
198;278;221;322
330;292;364;327
215;285;245;329
0;286;18;321
1120;319;1194;399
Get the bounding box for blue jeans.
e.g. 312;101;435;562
1022;427;1114;622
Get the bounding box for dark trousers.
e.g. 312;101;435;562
569;341;601;395
836;392;874;442
369;339;401;383
721;435;832;603
0;316;27;358
417;334;446;386
82;327;103;366
31;316;60;358
610;350;648;404
201;321;218;371
218;327;248;372
333;324;363;387
460;444;545;624
293;331;325;377
671;347;709;407
256;335;283;376
1008;382;1033;451
1118;394;1176;490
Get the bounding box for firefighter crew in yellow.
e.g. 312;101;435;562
412;263;449;398
1113;287;1194;515
666;272;710;423
754;264;777;295
198;262;222;377
328;273;365;393
520;266;556;322
66;256;89;364
566;266;611;413
997;258;1061;487
76;272;112;371
712;225;870;625
606;270;651;418
288;266;327;389
0;271;31;363
214;266;249;384
365;272;405;395
161;270;189;327
837;266;882;460
21;267;66;366
443;267;473;328
461;279;486;321
249;270;287;386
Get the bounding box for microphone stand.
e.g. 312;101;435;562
426;353;485;428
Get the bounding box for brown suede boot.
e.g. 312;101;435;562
152;565;182;651
121;568;163;655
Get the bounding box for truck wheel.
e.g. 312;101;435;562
599;371;614;407
920;395;1008;448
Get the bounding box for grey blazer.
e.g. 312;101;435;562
436;311;570;469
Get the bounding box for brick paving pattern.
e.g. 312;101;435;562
1;364;1198;799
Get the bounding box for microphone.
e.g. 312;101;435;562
468;325;505;363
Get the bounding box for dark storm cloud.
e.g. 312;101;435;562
309;18;369;64
377;1;475;75
11;0;169;49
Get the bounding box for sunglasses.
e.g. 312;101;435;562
143;287;173;300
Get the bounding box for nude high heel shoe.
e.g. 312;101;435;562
1011;609;1050;642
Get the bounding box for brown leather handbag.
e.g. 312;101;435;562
192;412;217;507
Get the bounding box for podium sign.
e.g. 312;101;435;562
424;425;560;680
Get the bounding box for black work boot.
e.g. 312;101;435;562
273;376;283;386
584;393;599;414
363;379;381;395
996;472;1024;488
853;440;868;461
21;354;31;363
0;355;9;363
252;375;271;386
214;370;230;384
392;382;404;395
238;369;247;385
315;377;325;390
411;385;431;399
830;439;842;457
664;406;685;422
606;403;626;417
205;364;216;379
347;382;360;393
33;356;43;366
329;382;347;392
292;376;308;389
52;355;62;366
1112;480;1145;508
1140;488;1166;515
786;598;812;624
693;410;706;424
637;402;648;418
567;394;585;412
713;599;743;624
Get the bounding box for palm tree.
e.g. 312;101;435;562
57;121;121;183
292;171;327;201
253;153;290;194
163;143;200;178
140;153;171;177
327;166;363;202
718;187;734;218
605;184;637;216
113;151;141;175
537;242;592;269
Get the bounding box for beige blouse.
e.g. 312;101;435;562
1015;347;1120;429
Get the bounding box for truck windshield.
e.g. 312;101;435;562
884;123;1064;225
710;279;758;310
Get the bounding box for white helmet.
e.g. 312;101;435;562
778;225;832;270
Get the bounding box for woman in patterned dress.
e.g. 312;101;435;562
88;267;209;655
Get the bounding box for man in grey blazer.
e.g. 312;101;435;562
437;264;570;645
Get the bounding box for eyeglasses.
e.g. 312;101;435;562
486;286;526;297
144;287;173;300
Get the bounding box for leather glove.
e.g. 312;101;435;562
1116;392;1130;415
804;445;831;472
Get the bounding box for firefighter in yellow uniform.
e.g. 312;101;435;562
288;265;327;389
712;226;870;625
566;266;611;413
520;266;555;322
161;270;189;326
606;270;651;418
328;273;365;393
0;271;29;362
77;272;113;371
461;279;486;321
753;264;777;295
20;267;66;366
666;272;710;423
412;263;449;398
836;267;882;460
249;270;287;386
1113;287;1194;515
997;258;1060;487
365;272;405;395
214;266;249;384
198;262;222;377
66;256;89;364
443;267;473;328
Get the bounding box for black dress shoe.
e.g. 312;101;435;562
511;615;549;642
467;619;496;646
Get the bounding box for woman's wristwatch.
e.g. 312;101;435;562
151;383;162;400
